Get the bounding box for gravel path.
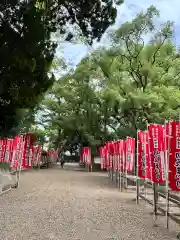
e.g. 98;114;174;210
0;165;178;240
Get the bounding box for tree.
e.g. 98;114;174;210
41;5;180;153
0;0;120;137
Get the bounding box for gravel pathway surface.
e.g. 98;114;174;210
0;165;178;240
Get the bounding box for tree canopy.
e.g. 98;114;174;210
40;6;180;154
0;0;119;137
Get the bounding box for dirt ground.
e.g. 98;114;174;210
0;164;179;240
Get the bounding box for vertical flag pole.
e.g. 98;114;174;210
118;151;120;189
136;131;140;204
147;123;157;224
144;131;147;205
165;120;170;229
125;137;128;190
120;141;122;192
16;135;25;188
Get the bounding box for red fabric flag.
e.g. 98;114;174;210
145;131;151;180
81;147;85;163
148;124;166;183
115;141;119;171
113;142;117;172
83;147;88;163
0;139;5;162
3;139;14;163
100;147;105;170
122;140;126;173
118;140;124;172
168;121;180;191
22;134;35;168
33;146;41;165
116;141;121;172
126;137;135;172
86;147;92;166
83;147;91;166
137;131;146;179
108;142;114;170
104;144;109;169
11;136;24;169
137;131;151;180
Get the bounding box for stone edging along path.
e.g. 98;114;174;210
0;168;30;196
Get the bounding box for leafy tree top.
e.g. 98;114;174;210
0;0;121;136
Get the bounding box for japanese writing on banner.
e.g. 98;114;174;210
83;147;91;166
104;144;109;169
82;147;86;163
145;132;151;180
137;131;146;179
168;121;180;191
0;139;5;162
33;146;41;165
100;147;105;170
22;134;35;168
111;142;116;171
113;142;118;171
116;141;120;171
4;139;13;163
148;124;165;183
126;137;135;172
118;140;125;172
11;136;23;169
122;140;126;172
116;141;121;172
108;142;113;169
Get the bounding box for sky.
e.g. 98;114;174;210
58;0;180;68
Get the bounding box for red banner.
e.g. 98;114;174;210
108;142;113;170
148;124;165;183
11;136;23;169
126;137;135;172
104;144;109;169
168;121;180;191
122;140;126;173
113;142;117;171
137;131;146;179
116;141;121;171
100;147;105;170
118;140;124;173
86;147;92;166
4;139;14;163
83;147;91;166
33;146;41;165
145;131;151;180
79;148;84;163
83;147;87;163
22;134;35;168
0;139;5;162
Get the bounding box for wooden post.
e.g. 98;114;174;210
153;183;158;224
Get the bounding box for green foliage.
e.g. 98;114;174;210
41;5;180;153
0;0;118;137
0;162;11;170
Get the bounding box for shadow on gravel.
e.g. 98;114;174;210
80;175;117;190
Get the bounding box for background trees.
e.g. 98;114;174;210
0;0;119;137
2;2;179;154
41;6;180;153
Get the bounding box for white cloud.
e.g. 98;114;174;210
116;0;180;24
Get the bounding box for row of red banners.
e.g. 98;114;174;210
80;121;180;192
0;134;58;169
80;147;92;167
